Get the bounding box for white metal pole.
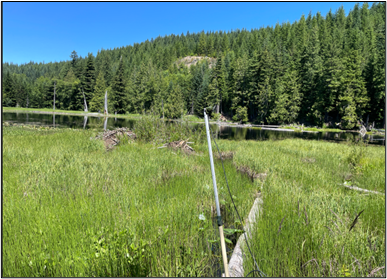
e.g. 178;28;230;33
204;108;229;277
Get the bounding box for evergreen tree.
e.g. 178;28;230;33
100;53;113;86
82;53;96;103
198;32;207;56
64;67;76;82
301;25;324;124
111;57;126;113
339;49;369;129
221;34;230;53
3;71;15;106
165;83;184;119
90;71;106;112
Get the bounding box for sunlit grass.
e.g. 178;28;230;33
2;125;255;277
3;125;384;277
220;139;385;277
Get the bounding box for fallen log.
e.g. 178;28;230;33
339;183;384;195
228;197;263;277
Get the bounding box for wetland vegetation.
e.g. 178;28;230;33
2;115;385;277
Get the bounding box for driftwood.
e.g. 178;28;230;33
339;183;384;195
158;140;195;154
95;127;136;150
228;197;263;277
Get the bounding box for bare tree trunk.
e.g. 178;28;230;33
53;81;56;110
104;117;108;131
83;116;88;129
366;114;369;130
191;100;194;115
82;89;88;112
104;90;108;115
162;99;164;119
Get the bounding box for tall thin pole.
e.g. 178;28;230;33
204;108;229;277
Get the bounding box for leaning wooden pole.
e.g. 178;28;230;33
204;108;230;277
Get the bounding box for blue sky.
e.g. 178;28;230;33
3;2;366;65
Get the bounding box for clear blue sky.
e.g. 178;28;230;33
3;2;366;65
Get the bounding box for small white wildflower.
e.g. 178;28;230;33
199;214;206;221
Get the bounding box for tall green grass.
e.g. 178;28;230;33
3;125;384;277
220;139;385;277
2;125;255;277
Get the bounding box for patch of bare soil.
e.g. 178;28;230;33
158;140;195;154
95;128;136;150
234;164;267;182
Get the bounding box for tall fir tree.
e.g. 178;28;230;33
3;71;15;106
111;57;127;113
90;71;106;112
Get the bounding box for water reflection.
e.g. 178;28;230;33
2;112;385;146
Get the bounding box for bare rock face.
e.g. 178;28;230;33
175;56;217;68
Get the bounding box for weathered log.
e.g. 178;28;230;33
229;197;263;277
339;183;384;195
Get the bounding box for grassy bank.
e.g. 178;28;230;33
221;139;385;277
3;123;385;277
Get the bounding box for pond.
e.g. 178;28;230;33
2;112;385;146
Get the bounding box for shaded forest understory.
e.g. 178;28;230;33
3;3;385;129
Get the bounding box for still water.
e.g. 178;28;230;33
2;112;385;145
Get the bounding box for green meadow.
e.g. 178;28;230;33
2;121;385;277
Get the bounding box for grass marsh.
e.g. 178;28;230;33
2;123;385;277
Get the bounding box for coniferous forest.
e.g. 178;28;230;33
3;3;385;129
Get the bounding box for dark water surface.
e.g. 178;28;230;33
3;112;385;145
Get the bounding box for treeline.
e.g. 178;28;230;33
3;2;385;128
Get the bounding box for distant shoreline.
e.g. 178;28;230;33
3;107;380;134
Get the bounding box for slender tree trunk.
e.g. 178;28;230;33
104;90;108;115
366;114;369;130
191;100;194;115
83;116;88;129
82;89;88;112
